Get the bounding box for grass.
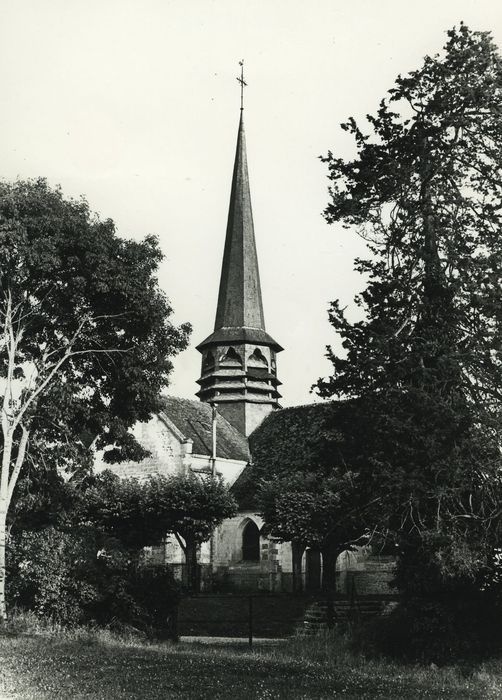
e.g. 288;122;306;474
0;611;502;699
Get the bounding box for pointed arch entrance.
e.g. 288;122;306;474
241;520;260;561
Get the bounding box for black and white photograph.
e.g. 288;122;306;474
1;1;502;697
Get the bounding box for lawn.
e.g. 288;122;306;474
0;627;501;699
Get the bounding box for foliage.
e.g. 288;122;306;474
9;462;82;533
7;526;97;624
364;594;502;664
140;472;237;592
6;526;179;635
78;470;237;552
321;23;502;406
0;177;190;466
0;177;190;619
143;472;238;548
76;469;237;591
251;402;351;475
77;471;166;555
317;24;502;588
259;473;360;551
250;403;378;590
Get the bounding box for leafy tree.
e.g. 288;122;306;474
317;24;502;593
0;178;190;621
8;461;79;534
78;471;166;558
259;474;364;592
79;470;237;593
143;473;237;593
250;403;377;592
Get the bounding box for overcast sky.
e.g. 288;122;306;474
1;1;501;407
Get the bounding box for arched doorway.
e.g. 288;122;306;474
242;520;260;561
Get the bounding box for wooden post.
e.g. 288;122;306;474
170;602;179;643
248;595;253;649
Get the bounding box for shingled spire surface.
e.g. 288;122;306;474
215;112;264;331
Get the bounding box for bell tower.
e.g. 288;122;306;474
196;66;282;436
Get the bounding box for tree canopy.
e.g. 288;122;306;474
78;470;237;591
250;402;377;590
317;24;502;588
0;178;191;620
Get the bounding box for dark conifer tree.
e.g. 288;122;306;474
318;25;502;591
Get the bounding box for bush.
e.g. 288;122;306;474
6;526;180;637
360;594;502;664
84;557;180;637
7;527;98;625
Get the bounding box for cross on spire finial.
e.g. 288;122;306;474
237;60;247;111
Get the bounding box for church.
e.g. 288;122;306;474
99;95;394;595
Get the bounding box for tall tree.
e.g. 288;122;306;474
250;403;377;592
318;25;502;588
0;178;190;621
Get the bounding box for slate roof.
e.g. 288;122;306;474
160;396;250;462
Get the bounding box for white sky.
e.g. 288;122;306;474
1;1;501;407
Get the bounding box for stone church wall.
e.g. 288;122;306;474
211;511;294;592
94;415;185;480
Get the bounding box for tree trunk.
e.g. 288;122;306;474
0;429;13;625
291;541;305;593
321;543;339;594
0;509;7;623
185;540;200;594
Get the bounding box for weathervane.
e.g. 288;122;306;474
237;60;247;111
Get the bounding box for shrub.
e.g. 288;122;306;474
7;526;98;625
6;526;180;637
360;594;502;664
84;557;180;637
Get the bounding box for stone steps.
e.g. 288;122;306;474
296;598;392;637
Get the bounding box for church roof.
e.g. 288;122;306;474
160;396;250;462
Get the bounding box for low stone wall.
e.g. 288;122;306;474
213;563;284;593
339;556;396;597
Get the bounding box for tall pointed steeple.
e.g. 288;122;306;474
214;111;265;332
196;75;282;437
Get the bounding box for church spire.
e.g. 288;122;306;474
214;108;265;332
196;69;282;437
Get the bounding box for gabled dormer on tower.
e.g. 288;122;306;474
196;107;282;437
